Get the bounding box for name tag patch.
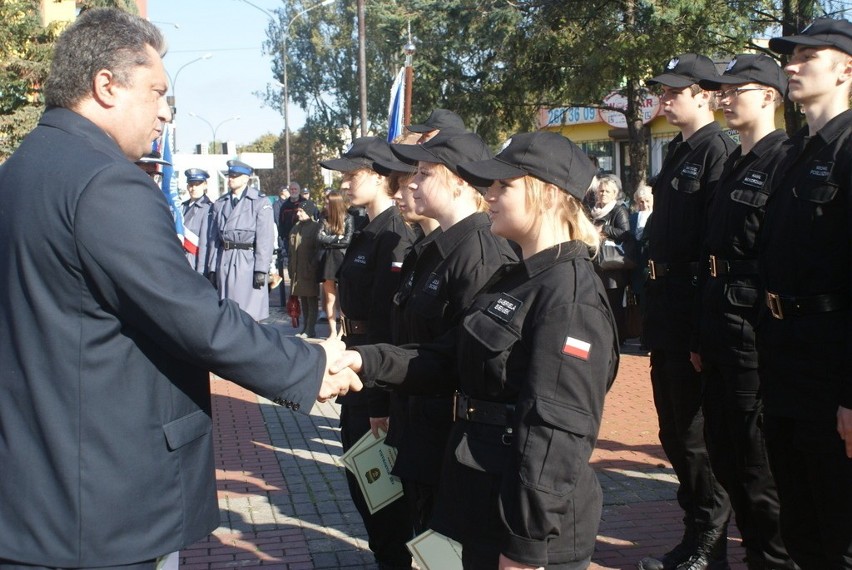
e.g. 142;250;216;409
562;336;591;360
423;273;441;296
486;294;523;323
680;163;702;180
807;161;833;181
354;254;368;265
741;170;768;189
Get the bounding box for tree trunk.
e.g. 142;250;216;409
624;78;649;198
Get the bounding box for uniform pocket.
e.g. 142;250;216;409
519;397;592;496
673;177;701;194
461;310;521;388
795;182;838;204
163;410;212;451
454;431;509;474
724;282;759;309
730;188;768;209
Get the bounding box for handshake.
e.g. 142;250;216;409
316;337;365;402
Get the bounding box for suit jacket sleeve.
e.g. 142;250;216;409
74;167;323;410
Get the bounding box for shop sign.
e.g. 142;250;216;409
599;91;660;128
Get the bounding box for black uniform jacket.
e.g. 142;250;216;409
356;241;619;567
695;129;789;368
0;108;324;566
758;109;852;419
644;121;736;351
336;205;415;411
388;211;517;484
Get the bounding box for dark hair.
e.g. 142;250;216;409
44;8;166;109
324;191;348;235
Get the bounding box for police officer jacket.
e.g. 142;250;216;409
336;205;415;411
644;122;735;351
389;211;517;485
181;194;212;274
356;241;618;567
695;129;788;368
208;185;275;320
758;109;852;420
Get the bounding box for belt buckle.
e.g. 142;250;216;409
648;260;657;280
340;317;349;337
452;391;459;422
709;255;718;278
223;242;231;250
766;292;784;319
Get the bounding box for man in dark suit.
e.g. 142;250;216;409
0;9;359;569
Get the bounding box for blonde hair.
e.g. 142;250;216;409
524;176;600;253
430;163;488;212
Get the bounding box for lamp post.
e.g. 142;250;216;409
235;0;332;183
165;53;213;116
188;113;241;153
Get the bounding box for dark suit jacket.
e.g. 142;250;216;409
0;107;324;566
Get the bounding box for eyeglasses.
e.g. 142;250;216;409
716;87;767;99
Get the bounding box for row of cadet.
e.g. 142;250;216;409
312;18;852;570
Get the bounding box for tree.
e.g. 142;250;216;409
0;0;58;161
240;127;327;198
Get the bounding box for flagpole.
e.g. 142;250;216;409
403;24;415;127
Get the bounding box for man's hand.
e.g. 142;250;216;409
317;338;363;402
253;271;266;289
689;351;702;373
330;349;363;375
837;406;852;458
498;554;543;570
369;417;389;438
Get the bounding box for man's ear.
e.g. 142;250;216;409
91;69;119;108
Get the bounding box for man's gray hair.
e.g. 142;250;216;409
44;8;166;109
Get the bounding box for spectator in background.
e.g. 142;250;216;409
317;190;353;339
629;183;653;327
278;181;307;258
207;159;275;321
181;168;213;274
289;201;322;338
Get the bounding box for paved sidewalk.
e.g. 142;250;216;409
180;305;747;569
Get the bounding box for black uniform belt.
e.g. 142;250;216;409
453;392;515;426
222;240;254;250
341;318;369;336
708;256;759;278
648;260;699;280
765;291;849;320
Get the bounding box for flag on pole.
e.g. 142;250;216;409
156;124;193;253
387;68;405;142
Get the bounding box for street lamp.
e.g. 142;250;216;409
165;53;213;116
188;113;241;153
236;0;333;185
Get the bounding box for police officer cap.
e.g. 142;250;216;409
135;150;171;167
457;132;597;201
698;54;788;94
227;159;253;176
320;137;398;174
184;168;210;182
769;18;852;57
647;53;719;88
407;108;467;134
391;131;493;180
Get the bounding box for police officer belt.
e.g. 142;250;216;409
648;260;699;280
708;256;759;278
453;392;515;426
765;291;849;320
222;240;254;250
341;318;369;336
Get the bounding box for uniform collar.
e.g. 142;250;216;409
520;240;591;279
803;108;852;147
676;120;723;151
431;211;491;258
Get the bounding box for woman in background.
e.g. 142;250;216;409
317;190;353;338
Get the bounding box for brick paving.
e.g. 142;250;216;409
179;299;748;569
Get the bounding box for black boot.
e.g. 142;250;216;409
675;527;730;570
637;523;697;569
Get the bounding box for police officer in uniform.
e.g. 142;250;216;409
338;132;619;570
207;159;275;321
693;55;796;570
182;168;213;274
640;54;736;570
384;131;519;533
319;138;416;570
759;19;852;569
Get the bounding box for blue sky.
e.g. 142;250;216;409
148;0;306;153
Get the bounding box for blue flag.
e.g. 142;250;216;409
158;124;188;246
387;68;405;142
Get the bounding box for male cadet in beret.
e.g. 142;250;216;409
207;159;275;321
639;54;736;570
406;108;466;143
182;168;213;274
759;18;852;569
693;55;796;570
0;9;359;568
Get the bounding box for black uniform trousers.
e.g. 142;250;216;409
763;413;852;570
0;561;159;570
650;349;730;533
702;362;794;569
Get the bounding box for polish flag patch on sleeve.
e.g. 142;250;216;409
562;335;591;360
390;261;403;272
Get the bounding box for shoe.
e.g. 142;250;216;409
673;527;729;570
638;524;697;570
269;274;283;289
295;332;307;338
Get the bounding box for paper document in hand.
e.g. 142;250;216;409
406;530;463;570
339;430;403;514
